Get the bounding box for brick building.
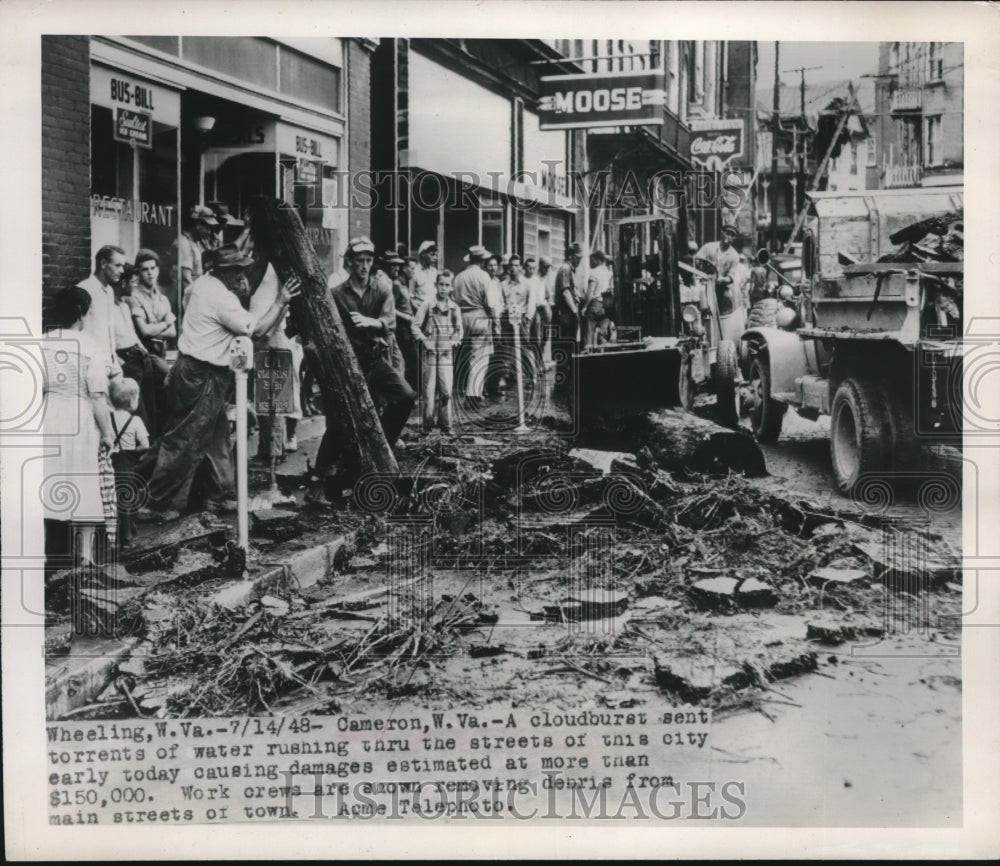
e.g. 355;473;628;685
41;36;372;312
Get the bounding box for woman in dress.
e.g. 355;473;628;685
43;286;116;566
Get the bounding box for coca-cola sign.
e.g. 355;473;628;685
689;119;745;170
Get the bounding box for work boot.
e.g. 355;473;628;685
305;477;329;505
134;505;182;523
204;498;238;515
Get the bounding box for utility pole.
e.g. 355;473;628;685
769;42;780;253
784;65;820;223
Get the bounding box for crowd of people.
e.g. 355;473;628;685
43;198;779;579
42;211;619;569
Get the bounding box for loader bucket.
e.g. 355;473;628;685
575;339;684;432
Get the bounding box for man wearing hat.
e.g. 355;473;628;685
136;243;301;521
381;249;417;388
310;237;415;497
695;218;742;318
207;201;245;246
411;240;439;307
452;245;500;407
170;204;221;315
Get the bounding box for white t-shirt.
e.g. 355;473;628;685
77;274;121;378
411;265;438;307
178;274;256;366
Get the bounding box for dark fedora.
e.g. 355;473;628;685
207;201;245;227
209;243;253;270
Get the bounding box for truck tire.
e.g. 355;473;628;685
748;355;786;443
713;340;739;429
879;388;925;471
830;377;888;494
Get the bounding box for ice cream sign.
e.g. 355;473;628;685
91;64;180;145
689;119;746;171
115;107;152;148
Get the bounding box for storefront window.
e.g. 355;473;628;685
89;66;179;269
183;37;278;90
277;125;343;275
280;47;342;114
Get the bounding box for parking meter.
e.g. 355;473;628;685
229;337;254;562
229;336;254;372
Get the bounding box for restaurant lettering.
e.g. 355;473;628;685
91;195;175;227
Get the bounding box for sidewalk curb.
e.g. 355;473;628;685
212;531;356;609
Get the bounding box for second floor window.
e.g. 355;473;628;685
924;115;943;166
928;42;943;80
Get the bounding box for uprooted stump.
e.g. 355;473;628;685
641;410;767;478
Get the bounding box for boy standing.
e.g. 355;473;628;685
412;271;464;434
108;377;149;546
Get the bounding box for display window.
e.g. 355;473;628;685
89;65;180;266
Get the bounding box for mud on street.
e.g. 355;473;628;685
45;392;963;825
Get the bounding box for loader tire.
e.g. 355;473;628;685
678;353;695;412
748;356;786;443
713;340;740;429
830;377;889;494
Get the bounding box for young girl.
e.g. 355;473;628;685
108;377;149;546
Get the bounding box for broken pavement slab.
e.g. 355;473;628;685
808;566;868;586
735;577;778;608
688;576;778;611
653;655;748;702
567;588;629;618
688;576;740;609
806;616;884;646
568;448;637;476
854;537;960;583
46;637;141;719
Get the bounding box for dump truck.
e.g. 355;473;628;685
738;186;963;493
575;214;743;431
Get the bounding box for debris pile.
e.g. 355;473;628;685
47;432;963;720
882;211;964;263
